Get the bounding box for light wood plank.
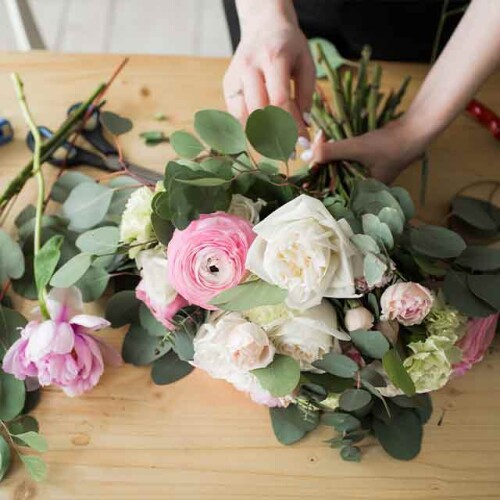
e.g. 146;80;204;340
0;53;498;499
197;0;232;57
108;0;198;55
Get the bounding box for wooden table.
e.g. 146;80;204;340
0;53;499;499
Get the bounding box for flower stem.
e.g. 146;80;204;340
11;73;49;318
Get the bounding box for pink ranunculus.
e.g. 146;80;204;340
2;287;121;397
380;282;433;326
453;313;499;376
167;212;255;310
135;248;188;329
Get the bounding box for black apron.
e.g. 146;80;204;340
223;0;468;62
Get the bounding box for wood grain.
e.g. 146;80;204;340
0;53;499;499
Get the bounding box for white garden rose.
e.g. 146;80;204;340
265;301;349;371
344;306;374;332
120;186;154;258
228;194;267;225
192;312;275;379
246;195;363;310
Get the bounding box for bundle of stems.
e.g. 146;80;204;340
308;44;411;198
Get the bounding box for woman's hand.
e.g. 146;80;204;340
313;118;429;184
224;0;315;137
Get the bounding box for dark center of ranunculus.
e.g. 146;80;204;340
209;265;219;273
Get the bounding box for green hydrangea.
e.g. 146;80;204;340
320;393;341;411
403;336;456;393
425;298;467;342
243;303;292;328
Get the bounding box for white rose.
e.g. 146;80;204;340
120;186;154;258
135;248;186;329
266;301;349;371
344;307;374;332
228;194;267;225
193;312;275;379
246;194;363;310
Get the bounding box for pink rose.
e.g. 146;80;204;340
167;212;255;310
135;248;188;329
380;282;433;326
2;287;121;397
344;307;374;332
453;313;498;376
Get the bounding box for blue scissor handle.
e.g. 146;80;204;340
67;102;118;156
26;126;107;169
0;118;14;146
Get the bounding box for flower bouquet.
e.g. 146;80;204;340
0;49;499;481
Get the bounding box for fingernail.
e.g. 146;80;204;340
302;111;312;126
313;129;323;144
300;149;314;162
297;136;310;149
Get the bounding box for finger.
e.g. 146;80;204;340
242;68;269;114
294;51;316;117
223;73;248;121
313;138;366;165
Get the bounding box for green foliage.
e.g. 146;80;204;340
62;182;113;231
451;196;499;234
245;106;298;161
0;371;26;421
455;246;500;272
50;253;92;287
100;111;133;136
339;389;372;412
0;229;25;284
139;304;167;337
312;352;358;378
74;265;110;302
362;213;394;250
321;412;361;432
0;436;11;481
151;214;175;246
121;323;171;366
105;290;141;327
363;253;387;288
350;330;390;359
409;226;466;259
19;455;47;482
373;409;423;460
170;130;204;159
382;349;416;396
466;274;500;310
8;415;39;444
252;355;300;397
151;350;194;385
13;431;48;452
270;404;319;445
0;306;27;360
389;187;415;220
140;130;169;146
50;171;93;203
75;227;120;256
209;280;288;311
34;235;63;292
194;109;246;154
309;38;346;78
340;445;362;462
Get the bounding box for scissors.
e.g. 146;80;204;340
26;102;162;183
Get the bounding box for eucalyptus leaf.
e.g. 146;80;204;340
364;253;387;288
194;109;246;154
467;274;500;310
321;412;360;432
373;409;422;460
350;234;380;255
20;455;47;482
350;330;390;359
0;306;27;360
378;207;404;235
151;350;194;385
382;349;415;396
140;130;169;146
389;186;415;220
176;177;229;187
0;371;26;421
151;214;175;246
139;304;167;337
339;389;372;411
8;416;39;444
270;404;319;445
409;226;466;259
312;352;358;378
50;171;93;203
108;176;141;216
443;270;496;317
209;280;287;311
105;290;140;327
13;431;48;452
362;213;394;249
74;265;110;302
0;229;24;283
50;253;92;288
455;246;500;272
170;130;204;159
122;323;171;366
62;182;113;231
100;111;133;136
252;355;300;397
14;205;36;227
76;227;120;256
172;328;195;361
246;106;298;161
451;196;498;232
0;436;11;481
34;235;63;292
340;445;362;462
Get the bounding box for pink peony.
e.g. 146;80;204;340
2;287;121;397
167;212;255;310
380;282;433;326
135;248;188;329
453;313;499;376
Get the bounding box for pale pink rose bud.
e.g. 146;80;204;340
380;282;434;326
376;320;400;345
453;313;498;376
344;307;374;332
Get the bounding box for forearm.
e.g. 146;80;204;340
235;0;298;35
403;0;500;144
